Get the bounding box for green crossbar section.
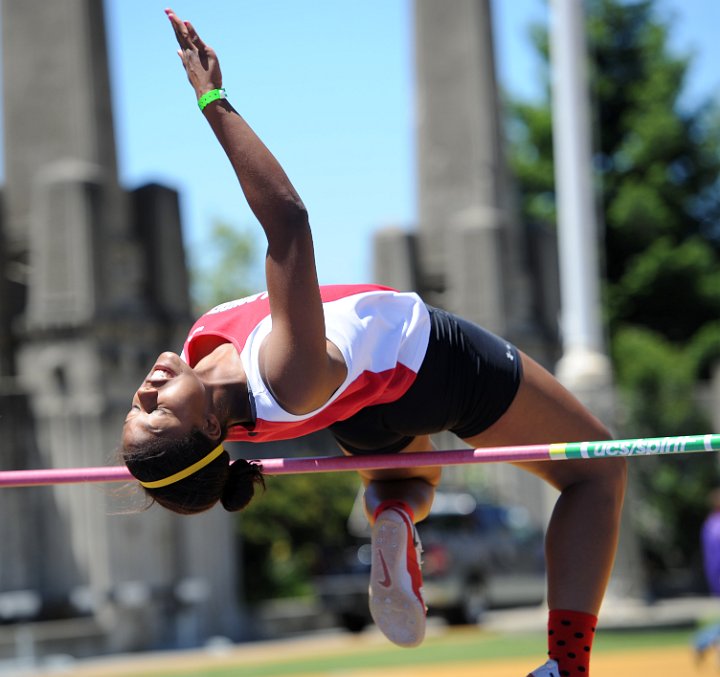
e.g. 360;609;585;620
549;434;720;460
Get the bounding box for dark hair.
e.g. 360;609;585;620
122;429;264;515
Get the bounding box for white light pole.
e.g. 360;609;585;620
548;3;651;603
550;0;613;391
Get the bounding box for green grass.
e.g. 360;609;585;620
103;627;696;677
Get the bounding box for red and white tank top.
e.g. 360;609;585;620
180;284;430;443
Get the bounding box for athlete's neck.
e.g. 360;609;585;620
194;343;251;426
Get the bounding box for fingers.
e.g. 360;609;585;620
165;8;192;50
165;8;183;35
184;21;208;50
165;7;221;91
165;9;208;53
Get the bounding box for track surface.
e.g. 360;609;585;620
36;632;710;677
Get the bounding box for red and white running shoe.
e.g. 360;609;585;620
527;659;560;676
369;502;426;647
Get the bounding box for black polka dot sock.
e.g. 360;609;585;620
547;609;597;676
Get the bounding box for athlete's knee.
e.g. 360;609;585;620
589;424;626;491
568;456;627;515
598;456;627;502
363;476;438;523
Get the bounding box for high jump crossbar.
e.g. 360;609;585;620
0;434;718;488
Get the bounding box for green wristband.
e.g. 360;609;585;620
197;88;227;111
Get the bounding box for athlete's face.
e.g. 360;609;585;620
123;352;210;447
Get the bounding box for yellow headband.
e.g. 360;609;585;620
139;444;226;489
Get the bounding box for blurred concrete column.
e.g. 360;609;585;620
414;0;532;332
372;227;418;292
445;207;506;333
1;0;120;252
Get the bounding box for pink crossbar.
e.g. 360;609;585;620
0;446;550;487
1;434;717;487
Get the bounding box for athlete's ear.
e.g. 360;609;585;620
203;414;222;442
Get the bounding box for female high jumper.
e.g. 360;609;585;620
122;10;626;676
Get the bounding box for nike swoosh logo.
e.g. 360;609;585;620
378;549;392;588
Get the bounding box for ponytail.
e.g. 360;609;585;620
220;459;265;512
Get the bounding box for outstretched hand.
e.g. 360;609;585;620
165;8;222;98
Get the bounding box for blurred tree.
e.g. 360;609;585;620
189;223;363;602
507;0;720;593
189;219;260;313
239;472;360;601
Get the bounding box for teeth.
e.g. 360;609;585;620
150;369;171;380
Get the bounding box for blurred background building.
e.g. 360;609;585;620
0;0;242;659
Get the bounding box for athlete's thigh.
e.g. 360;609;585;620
462;352;621;490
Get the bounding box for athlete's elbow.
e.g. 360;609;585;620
277;191;309;225
261;193;309;233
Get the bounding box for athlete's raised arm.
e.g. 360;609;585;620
165;9;345;412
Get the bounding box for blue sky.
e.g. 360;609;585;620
87;1;720;288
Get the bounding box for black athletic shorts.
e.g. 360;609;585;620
328;305;523;454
